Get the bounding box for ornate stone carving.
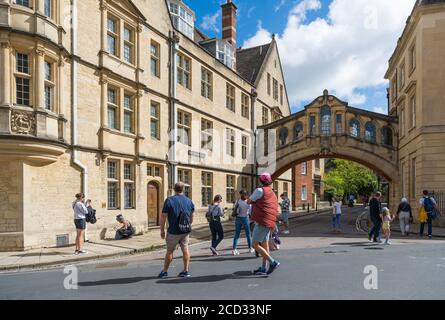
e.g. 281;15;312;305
0;41;10;49
11;110;36;135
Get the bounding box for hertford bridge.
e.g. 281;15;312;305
258;90;399;206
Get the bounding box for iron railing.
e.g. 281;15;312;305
431;191;445;216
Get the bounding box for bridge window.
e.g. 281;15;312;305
309;116;316;137
294;122;303;141
365;122;377;143
279;127;288;146
320;106;331;136
349;119;360;138
381;126;393;146
336;114;342;135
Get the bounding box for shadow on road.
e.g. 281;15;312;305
78;276;159;286
191;255;258;263
156;271;267;284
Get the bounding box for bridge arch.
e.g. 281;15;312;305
258;90;400;204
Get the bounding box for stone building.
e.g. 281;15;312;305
385;0;445;212
0;0;293;251
292;160;325;209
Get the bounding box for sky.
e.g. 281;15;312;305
187;0;417;114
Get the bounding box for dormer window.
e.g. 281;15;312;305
216;40;235;69
169;0;195;40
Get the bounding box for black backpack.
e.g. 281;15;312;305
177;200;192;234
86;207;97;224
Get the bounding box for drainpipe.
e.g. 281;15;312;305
70;0;88;196
251;88;258;192
71;0;88;241
167;31;179;195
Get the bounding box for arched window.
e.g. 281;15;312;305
294;122;303;141
349;119;360;138
279;127;288;146
365;122;376;143
320;105;331;136
381;126;393;146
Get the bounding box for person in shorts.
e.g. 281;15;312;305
158;182;195;279
72;193;88;255
248;173;281;275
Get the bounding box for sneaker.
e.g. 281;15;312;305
267;261;281;275
428;235;433;239
232;249;240;256
384;241;391;245
178;271;191;278
158;271;168;279
373;239;382;244
253;267;267;275
249;248;255;254
282;230;290;235
210;247;218;256
78;250;88;255
74;250;79;255
368;235;372;242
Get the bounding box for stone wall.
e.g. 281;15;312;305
0;161;24;251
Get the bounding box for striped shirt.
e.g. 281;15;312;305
280;198;290;213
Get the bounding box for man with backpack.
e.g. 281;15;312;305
419;190;437;239
158;182;195;279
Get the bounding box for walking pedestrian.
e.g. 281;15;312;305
368;192;383;243
72;193;88;255
248;172;281;276
382;207;394;245
158;182;195;279
396;198;413;236
232;190;254;255
279;193;291;235
332;197;342;233
207;195;225;256
419;190;437;239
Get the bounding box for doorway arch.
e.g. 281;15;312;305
147;181;161;226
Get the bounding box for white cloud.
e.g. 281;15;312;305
242;0;417;110
274;0;287;12
247;6;256;18
200;11;220;33
372;106;387;115
243;21;273;49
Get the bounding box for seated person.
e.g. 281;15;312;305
115;215;135;240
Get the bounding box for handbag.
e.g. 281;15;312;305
418;207;428;223
231;200;240;218
206;205;219;223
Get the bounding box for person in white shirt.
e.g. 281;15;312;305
72;193;88;255
332;198;342;233
232;190;254;255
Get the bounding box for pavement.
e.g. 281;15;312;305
1;206;445;300
0;208;330;272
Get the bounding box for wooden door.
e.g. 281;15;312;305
147;182;159;226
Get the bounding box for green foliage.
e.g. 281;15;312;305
324;159;378;199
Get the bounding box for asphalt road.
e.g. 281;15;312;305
1;207;445;300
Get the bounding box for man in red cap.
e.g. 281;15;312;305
248;172;281;275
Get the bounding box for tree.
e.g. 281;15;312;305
324;159;378;201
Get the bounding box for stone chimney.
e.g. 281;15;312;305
221;0;237;52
